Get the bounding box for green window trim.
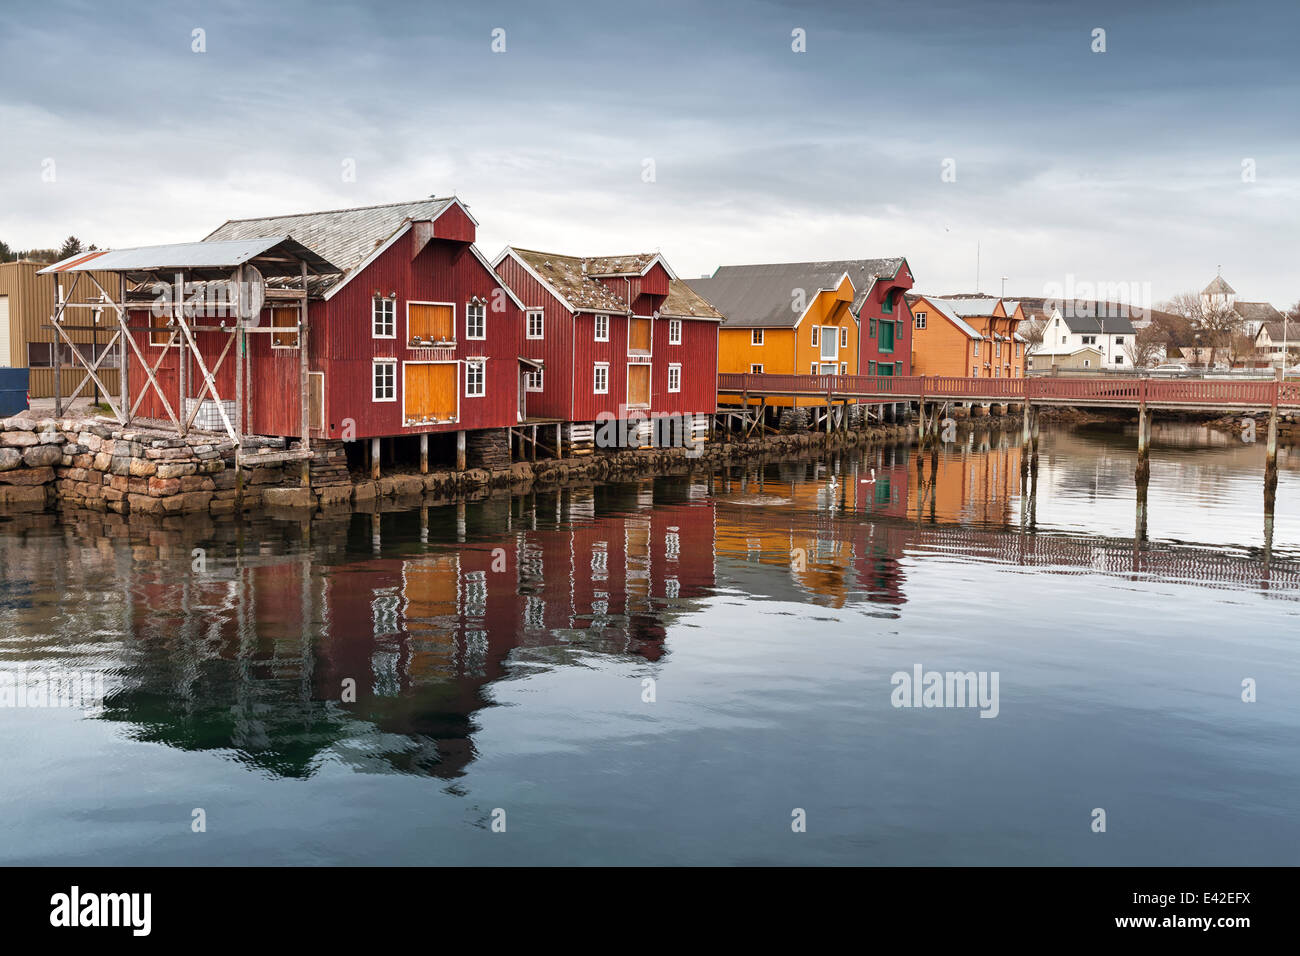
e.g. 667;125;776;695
881;290;894;314
869;318;877;337
868;360;877;375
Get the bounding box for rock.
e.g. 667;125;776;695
0;448;21;472
147;476;181;497
162;491;213;513
316;485;353;507
22;445;64;468
0;467;55;486
179;475;214;493
128;458;157;477
1;432;38;448
0;485;49;511
155;461;197;479
126;493;164;515
262;487;314;509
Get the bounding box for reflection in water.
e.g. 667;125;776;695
1;423;1298;864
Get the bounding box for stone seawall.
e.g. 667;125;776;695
0;416;287;515
1;412;926;516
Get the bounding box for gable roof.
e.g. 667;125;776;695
685;263;856;328
502;248;635;314
1256;321;1294;342
1203;275;1235;296
660;279;723;320
583;253;677;280
940;296;1002;318
204;197;463;295
1055;309;1137;336
909;294;983;340
1234;300;1282;324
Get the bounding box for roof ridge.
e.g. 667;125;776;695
216;196;454;226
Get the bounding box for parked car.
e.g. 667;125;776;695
1150;363;1191;377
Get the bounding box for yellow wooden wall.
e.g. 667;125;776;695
909;295;975;377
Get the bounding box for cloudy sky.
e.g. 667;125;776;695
2;0;1297;305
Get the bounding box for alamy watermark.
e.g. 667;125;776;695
0;667;106;709
891;664;1000;718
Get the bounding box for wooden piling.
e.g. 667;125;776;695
419;433;429;474
370;437;381;480
456;430;467;472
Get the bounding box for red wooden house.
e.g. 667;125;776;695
110;198;527;471
491;246;721;452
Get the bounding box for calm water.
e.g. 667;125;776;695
1;422;1298;866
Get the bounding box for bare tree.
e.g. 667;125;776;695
1124;325;1165;369
1159;291;1242;366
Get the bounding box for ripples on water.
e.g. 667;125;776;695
0;422;1297;865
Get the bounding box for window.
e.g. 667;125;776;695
895;362;903;376
973;341;981;356
525;367;543;391
994;366;1000;377
915;312;927;330
271;307;299;348
994;341;1001;358
750;363;764;373
372;360;396;402
1115;336;1125;345
840;362;847;374
868;360;877;375
148;310;175;347
1017;343;1023;357
1114;354;1124;364
373;296;396;338
466;301;486;340
840;327;848;349
810;362;817;374
869;318;877;337
1082;335;1096;346
881;290;894;314
526;310;544;340
667;364;681;393
593;363;609;393
465;360;485;396
751;328;764;346
28;342;119;368
668;319;682;344
972;366;978;377
879;320;895;353
1083;359;1091;368
595;314;609;341
811;326;819;347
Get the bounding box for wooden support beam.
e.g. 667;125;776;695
370;437;380;480
456;430;466;472
420;433;429;473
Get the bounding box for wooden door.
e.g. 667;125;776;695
409;303;454;344
404;363;458;423
307;371;324;431
627;363;650;406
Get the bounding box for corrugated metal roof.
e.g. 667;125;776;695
699;258;906;322
204;198;456;287
38;236;340;278
912;295;983;340
686;263;854;328
941;296;1002;317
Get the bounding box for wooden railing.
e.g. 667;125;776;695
715;372;1298;409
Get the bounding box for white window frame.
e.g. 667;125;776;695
667;363;681;393
372;358;397;402
973;341;981;356
524;367;544;392
593;362;609;394
751;328;764;346
372;296;396;339
464;359;486;397
526;309;544;340
465;300;487;341
750;363;764;373
840;326;849;349
668;318;682;345
914;312;927;330
810;362;817;374
594;314;609;342
270;307;301;350
840;362;847;374
811;326;820;347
